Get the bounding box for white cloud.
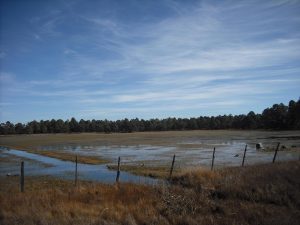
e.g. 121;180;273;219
59;0;300;80
1;0;300;121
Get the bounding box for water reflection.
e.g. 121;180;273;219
36;141;300;168
0;149;158;184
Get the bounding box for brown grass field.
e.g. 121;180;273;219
1;160;299;225
2;130;300;148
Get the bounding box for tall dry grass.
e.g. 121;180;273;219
1;161;300;225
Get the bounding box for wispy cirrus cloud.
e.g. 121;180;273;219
1;0;300;122
53;0;300;84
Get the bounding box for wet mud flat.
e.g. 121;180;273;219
33;130;300;168
1;130;300;179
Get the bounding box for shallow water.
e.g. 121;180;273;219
0;148;157;184
36;140;300;168
1;132;300;182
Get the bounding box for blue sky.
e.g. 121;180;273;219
0;0;300;123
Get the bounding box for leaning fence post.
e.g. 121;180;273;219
272;142;280;163
20;161;24;192
75;155;78;186
242;144;247;167
169;154;176;179
211;147;216;171
116;157;121;183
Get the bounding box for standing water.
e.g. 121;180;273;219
0;148;158;184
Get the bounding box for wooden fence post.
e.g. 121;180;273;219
272;142;280;163
242;144;247;167
20;161;24;192
116;157;121;183
211;147;216;171
169;154;176;179
75;155;78;186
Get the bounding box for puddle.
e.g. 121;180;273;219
0;148;157;184
36;140;300;168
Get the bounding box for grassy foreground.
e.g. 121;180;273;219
1;161;300;225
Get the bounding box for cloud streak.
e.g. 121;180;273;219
1;0;300;122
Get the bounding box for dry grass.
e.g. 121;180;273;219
0;177;162;225
1;130;299;148
28;150;108;164
107;164;180;179
1;161;300;225
0;131;210;148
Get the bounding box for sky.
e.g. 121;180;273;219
0;0;300;123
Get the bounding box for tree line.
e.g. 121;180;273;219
1;99;300;135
